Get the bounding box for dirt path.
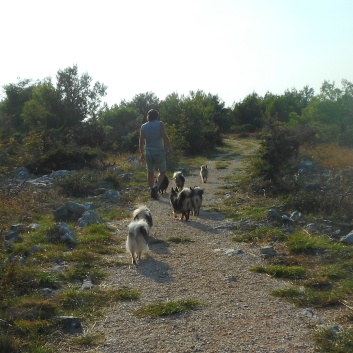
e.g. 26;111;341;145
90;137;316;353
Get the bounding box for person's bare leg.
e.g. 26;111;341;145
148;171;155;188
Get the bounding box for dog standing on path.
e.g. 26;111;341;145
190;186;204;216
173;171;185;191
170;187;193;221
126;206;153;265
200;165;208;183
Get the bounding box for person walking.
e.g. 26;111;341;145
139;109;172;199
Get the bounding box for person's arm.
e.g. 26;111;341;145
160;122;172;153
139;128;145;161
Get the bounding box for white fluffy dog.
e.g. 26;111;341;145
126;206;153;265
133;205;153;228
126;219;150;265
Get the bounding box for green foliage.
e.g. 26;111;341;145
122;91;160;119
0;78;35;138
0;334;19;353
286;232;347;255
22;81;62;130
56;64;107;124
26;148;99;174
58;287;139;313
263;87;314;123
233;92;264;131
160;90;225;155
98;106;140;151
54;170;98;197
250;265;306;279
250;116;299;188
271;286;343;307
314;326;353;353
135;299;201;317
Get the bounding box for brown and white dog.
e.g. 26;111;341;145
126;206;153;265
200;165;208;183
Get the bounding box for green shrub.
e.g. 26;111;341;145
55;170;98;197
26;148;99;174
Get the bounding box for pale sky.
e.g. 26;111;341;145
1;0;353;108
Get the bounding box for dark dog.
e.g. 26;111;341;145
173;171;185;191
190;186;204;216
200;165;208;183
155;175;169;194
170;187;194;221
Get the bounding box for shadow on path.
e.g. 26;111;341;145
136;256;174;283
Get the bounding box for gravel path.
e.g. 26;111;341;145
88;138;316;353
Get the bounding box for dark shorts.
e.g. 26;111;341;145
145;149;167;173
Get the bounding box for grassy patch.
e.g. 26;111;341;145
58;287;140;314
250;265;306;279
74;333;105;348
313;326;353;353
287;231;347;255
215;160;230;169
135;299;201;317
232;226;287;244
271;286;343;307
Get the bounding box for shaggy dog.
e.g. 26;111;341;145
126;205;153;265
133;205;153;228
155;174;169;194
190;186;204;216
173;171;185;191
170;187;194;221
126;219;150;265
200;165;208;183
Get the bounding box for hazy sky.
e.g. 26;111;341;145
1;0;353;108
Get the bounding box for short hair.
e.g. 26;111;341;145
147;109;159;121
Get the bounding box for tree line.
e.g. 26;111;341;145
0;64;352;174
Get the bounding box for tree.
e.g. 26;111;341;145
56;65;107;126
120;92;160;122
302;80;353;145
0;79;36;138
21;80;62;130
98;106;140;151
233;92;264;132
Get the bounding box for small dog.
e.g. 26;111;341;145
190;186;204;216
200;165;208;183
173;171;185;191
170;187;194;221
133;205;153;228
155;174;169;194
126;205;153;265
126;219;150;265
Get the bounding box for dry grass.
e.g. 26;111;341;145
301;143;353;171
